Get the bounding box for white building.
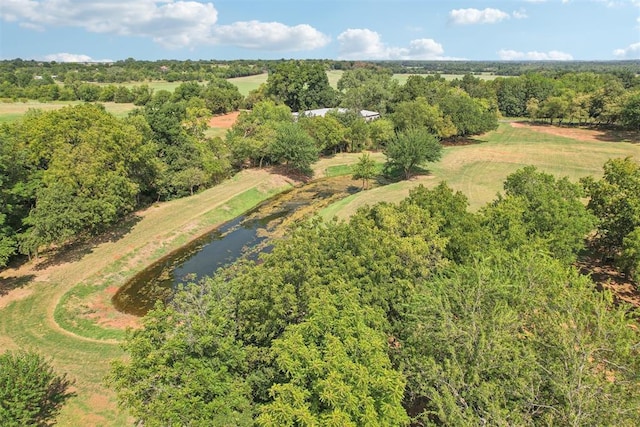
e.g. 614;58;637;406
292;108;380;122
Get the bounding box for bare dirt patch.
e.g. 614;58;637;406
208;111;241;129
578;256;640;309
510;121;639;144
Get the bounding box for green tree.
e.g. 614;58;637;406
384;128;442;179
258;283;409;427
620;91;640;130
391;97;457;138
14;104;156;254
484;166;595;264
352;153;377;189
266;61;336;112
0;350;74;427
202;78;243;114
269;122;319;176
582;157;640;278
400;248;640;426
109;282;253;427
298;115;346;153
338;67;397;113
367;117;395;149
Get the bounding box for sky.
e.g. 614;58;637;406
1;0;639;62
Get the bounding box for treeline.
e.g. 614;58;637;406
0;97;234;265
0;58;266;85
3;58;638;84
108;166;640;426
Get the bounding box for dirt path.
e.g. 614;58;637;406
208;110;241;128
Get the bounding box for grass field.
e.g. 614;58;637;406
0;116;638;425
0;100;137;123
320;122;640;220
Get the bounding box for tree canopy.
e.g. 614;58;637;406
0;350;75;427
110;166;640;426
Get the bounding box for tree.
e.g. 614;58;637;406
484;166;595;264
582;157;640;277
400;248;640;426
352;153;377;189
18;105;155;253
367;117;394;149
266;61;336;112
620;91;640;130
202;78;243;114
390;97;457;138
298;115;346;153
384;128;442;179
0;350;74;426
436;87;498;137
338;67;397;113
269;122;319;176
109;282;253;427
257;283;409;427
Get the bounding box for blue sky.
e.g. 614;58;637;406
1;0;639;62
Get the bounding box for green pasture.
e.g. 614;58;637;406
321;122;640;220
0;100;136;122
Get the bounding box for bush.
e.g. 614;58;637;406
0;350;74;426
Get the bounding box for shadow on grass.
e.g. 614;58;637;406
34;214;142;271
521;120;639;144
442;136;486;146
592;127;639;144
0;274;35;297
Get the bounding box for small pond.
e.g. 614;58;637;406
112;175;361;316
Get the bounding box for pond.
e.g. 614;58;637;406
112;175;361;316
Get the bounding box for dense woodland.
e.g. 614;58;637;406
108;167;640;426
1;60;640;425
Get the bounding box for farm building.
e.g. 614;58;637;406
293;108;380;121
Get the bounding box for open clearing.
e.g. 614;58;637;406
321;121;640;219
0;118;639;425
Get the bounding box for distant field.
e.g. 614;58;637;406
0;100;137;122
0;71;505;123
114;81;183;92
320;122;640;220
392;72;500;84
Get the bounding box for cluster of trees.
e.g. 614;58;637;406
583;157;640;280
491;71;640;128
0;93;234;264
109;166;640;425
0;350;74;426
0;58;264;85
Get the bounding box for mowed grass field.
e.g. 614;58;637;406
321;122;640;220
0;100;137;123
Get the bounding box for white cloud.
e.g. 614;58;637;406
337;28;457;60
613;42;640;58
498;49;574;60
43;53;113;63
212;21;329;51
449;8;511;25
512;9;528;19
0;0;329;51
